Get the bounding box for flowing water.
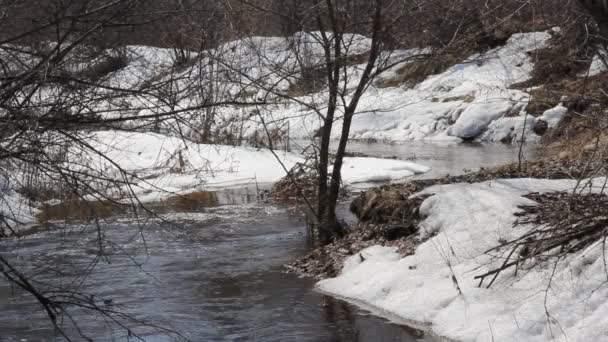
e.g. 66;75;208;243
342;140;537;180
0;142;536;342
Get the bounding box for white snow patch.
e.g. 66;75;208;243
586;49;608;77
539;104;568;128
447;98;514;139
339;157;430;184
319;178;608;342
481;115;538;144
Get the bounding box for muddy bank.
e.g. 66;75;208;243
286;155;606;278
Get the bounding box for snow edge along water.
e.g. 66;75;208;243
318;178;608;342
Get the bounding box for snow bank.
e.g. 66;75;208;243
319;178;608;342
481;115;538;143
76;30;552;145
0;189;38;234
447;99;515;139
79;131;429;202
412;31;550;141
481;103;566;143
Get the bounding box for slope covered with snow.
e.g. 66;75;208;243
319;178;608;342
200;30;553;143
77;30;555;145
347;31;552;142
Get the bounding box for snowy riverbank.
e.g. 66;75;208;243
0;130;431;229
81;131;430;201
318;178;608;342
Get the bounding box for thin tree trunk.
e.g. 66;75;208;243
316;5;343;244
322;0;384;244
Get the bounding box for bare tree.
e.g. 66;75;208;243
231;0;426;244
312;0;396;244
0;1;263;339
234;0;582;245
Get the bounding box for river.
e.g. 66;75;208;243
0;141;536;341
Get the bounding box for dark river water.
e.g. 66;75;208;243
0;141;535;342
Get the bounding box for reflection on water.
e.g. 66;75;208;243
340;140;538;180
290;139;538;180
37;199;125;223
37;188;260;223
0;197;444;342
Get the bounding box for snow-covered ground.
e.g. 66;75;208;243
253;31;561;143
319;178;608;342
344;31;553;143
0;28;578;234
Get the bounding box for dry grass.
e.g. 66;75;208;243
542;126;608;159
525;73;608;116
535;76;608;159
285;222;424;278
376;53;462;89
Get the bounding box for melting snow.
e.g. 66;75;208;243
79;131;429;202
319;178;608;342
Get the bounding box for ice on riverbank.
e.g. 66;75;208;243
319;178;608;342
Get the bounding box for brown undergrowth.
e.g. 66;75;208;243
350;155;604;223
285;222;426;279
271;155;319;201
285;154;607;278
